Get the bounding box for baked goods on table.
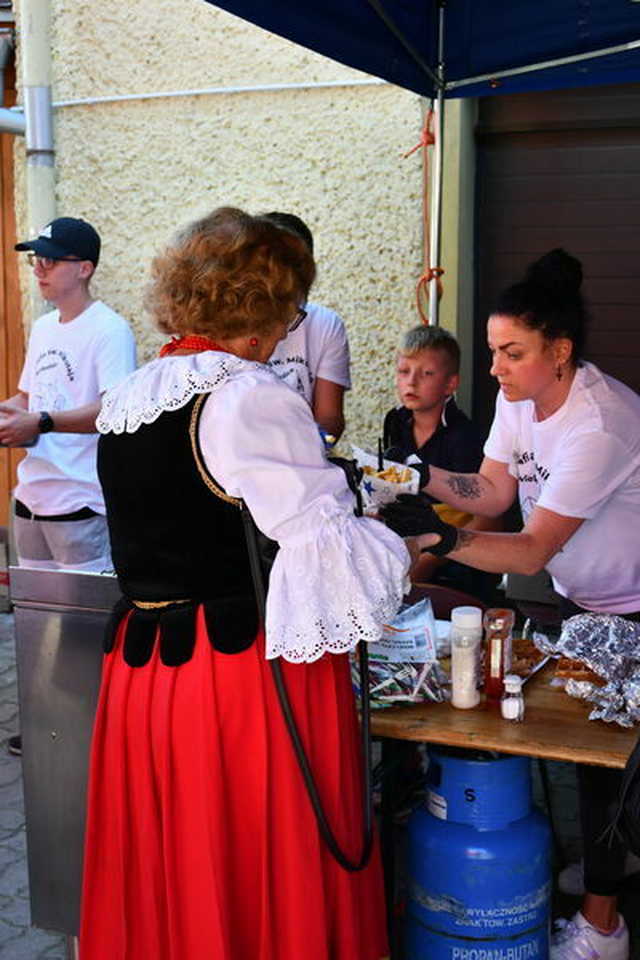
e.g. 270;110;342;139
532;613;640;726
554;657;607;688
510;634;547;678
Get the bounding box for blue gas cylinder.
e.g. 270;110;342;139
405;748;551;960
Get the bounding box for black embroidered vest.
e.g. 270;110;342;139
97;394;259;666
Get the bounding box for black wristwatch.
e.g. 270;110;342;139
38;411;54;434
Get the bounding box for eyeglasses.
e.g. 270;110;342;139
288;307;307;333
27;253;83;271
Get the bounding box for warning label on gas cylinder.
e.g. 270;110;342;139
461;904;538;929
451;942;540;960
409;880;549;930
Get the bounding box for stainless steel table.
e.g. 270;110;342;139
11;566;120;936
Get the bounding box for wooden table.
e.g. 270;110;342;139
371;662;637;768
371;663;638;958
372;664;638;957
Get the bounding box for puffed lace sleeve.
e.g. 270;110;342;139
199;371;410;662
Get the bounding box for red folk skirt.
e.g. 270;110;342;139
79;606;388;960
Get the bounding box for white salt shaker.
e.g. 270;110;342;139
450;606;483;709
501;674;525;722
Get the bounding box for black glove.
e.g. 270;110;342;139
379;493;458;557
384;446;430;488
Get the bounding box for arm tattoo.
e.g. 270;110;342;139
453;527;476;552
446;474;482;500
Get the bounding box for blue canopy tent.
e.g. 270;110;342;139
203;0;640;320
203;1;640;99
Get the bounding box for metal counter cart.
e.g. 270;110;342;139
11;567;120;948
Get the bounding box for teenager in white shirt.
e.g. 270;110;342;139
0;217;136;570
0;217;136;757
382;248;640;960
262;212;350;440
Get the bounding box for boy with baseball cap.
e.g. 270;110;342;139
14;215;101;266
0;216;136;568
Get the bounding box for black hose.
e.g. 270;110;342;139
242;503;374;872
270;650;373;872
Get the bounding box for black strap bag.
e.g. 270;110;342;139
241;456;375;873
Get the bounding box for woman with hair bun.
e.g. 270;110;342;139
79;207;407;960
382;248;640;960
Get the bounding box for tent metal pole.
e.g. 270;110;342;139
446;38;640;92
364;0;440;90
428;1;446;327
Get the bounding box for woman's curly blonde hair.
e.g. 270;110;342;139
146;207;316;339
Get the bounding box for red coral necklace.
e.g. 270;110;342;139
159;335;223;357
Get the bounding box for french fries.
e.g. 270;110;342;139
362;464;412;484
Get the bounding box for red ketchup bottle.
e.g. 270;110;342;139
483;608;515;705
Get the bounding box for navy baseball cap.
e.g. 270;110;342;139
15;217;101;266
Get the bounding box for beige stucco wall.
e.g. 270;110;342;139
15;0;427;447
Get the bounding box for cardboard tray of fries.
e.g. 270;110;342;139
351;445;421;512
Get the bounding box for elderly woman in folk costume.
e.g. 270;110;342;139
79;207;407;960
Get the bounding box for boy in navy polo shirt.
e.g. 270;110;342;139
384;325;482;480
384;325;499;596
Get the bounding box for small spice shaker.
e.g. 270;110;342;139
501;674;525;722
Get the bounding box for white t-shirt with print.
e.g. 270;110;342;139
267;301;351;406
484;362;640;613
16;300;137;515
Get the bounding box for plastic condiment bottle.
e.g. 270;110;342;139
450;606;483;709
483;608;515;705
501;674;525;722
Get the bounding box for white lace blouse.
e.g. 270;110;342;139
98;352;410;663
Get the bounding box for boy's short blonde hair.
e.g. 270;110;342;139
398;325;460;375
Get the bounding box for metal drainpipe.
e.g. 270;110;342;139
20;0;55;320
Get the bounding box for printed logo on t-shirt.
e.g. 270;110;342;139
514;449;550;482
35;348;75;382
513;449;551;520
32;348;77;410
268;354;314;399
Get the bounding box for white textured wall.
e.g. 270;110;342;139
16;0;425;446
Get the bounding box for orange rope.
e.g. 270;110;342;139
403;107;444;323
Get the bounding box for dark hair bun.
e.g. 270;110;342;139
492;248;588;361
525;248;583;302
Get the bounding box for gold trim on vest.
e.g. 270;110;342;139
189;394;243;507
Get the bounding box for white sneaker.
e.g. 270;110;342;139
550;912;629;960
558;852;640;896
